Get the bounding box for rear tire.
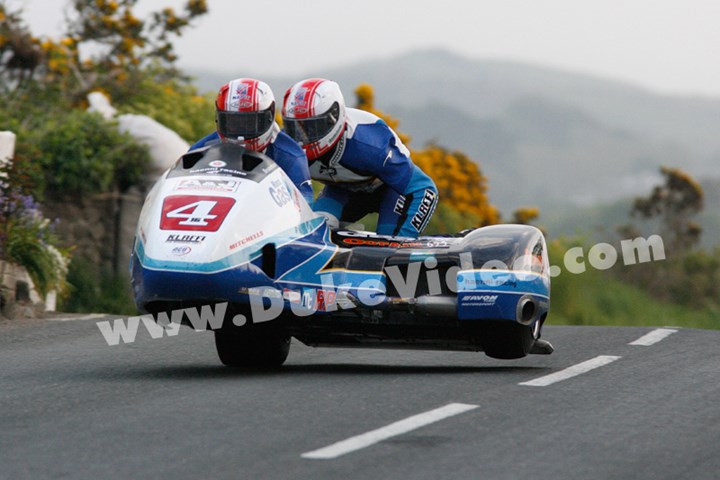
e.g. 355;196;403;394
214;327;290;368
482;323;535;360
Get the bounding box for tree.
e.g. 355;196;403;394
1;1;208;114
412;145;499;228
0;4;43;96
512;207;540;225
2;1;214;142
631;166;704;253
353;84;500;233
613;166;718;308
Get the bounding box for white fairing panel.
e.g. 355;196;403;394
136;166;318;269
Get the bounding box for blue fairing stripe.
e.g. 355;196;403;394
275;226;386;291
135;216;324;274
276;225;336;284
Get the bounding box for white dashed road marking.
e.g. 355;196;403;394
629;328;678;346
302;403;478;460
519;355;622;387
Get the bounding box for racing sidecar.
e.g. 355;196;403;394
130;143;553;367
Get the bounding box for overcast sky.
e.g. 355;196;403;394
16;0;720;98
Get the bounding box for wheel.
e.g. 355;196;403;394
214;327;291;368
482;323;535;360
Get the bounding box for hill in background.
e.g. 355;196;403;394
189;49;720;244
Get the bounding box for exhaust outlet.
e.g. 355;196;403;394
516;296;537;325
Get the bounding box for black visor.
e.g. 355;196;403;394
283;102;340;145
216;106;274;140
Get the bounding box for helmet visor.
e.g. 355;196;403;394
217;108;274;140
283;102;340;145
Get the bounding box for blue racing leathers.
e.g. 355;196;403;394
307;108;438;237
189;126;314;206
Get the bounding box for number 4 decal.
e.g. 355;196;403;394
160;195;235;232
167;201;218;226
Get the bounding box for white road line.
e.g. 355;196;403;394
302;403;478;460
629;328;678;346
519;355;621;387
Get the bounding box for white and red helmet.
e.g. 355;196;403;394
282;78;346;160
215;78;276;152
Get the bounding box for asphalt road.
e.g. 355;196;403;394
1;315;719;480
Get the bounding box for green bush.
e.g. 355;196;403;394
547;238;720;330
61;257;137;315
31;111;150;196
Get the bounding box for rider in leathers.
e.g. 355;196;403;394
190;78;314;205
282;78;438;238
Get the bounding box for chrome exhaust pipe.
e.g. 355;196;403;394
516;296;537;325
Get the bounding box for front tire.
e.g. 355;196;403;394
214;327;291;368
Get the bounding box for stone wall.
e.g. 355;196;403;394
47;186;145;277
0;260;47;319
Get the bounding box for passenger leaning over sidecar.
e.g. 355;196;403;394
282;78;438;238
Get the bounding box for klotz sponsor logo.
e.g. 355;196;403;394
411;189;437;232
462;294;498;306
166;234;206;244
171;246;192;256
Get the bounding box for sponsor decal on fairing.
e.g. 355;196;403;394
166;234;206;244
269;179;293;207
160;195;236;232
228;231;264;250
171;246;192;256
174;179;239;193
460;294;499;307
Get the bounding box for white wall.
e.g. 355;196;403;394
0;131;16;174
